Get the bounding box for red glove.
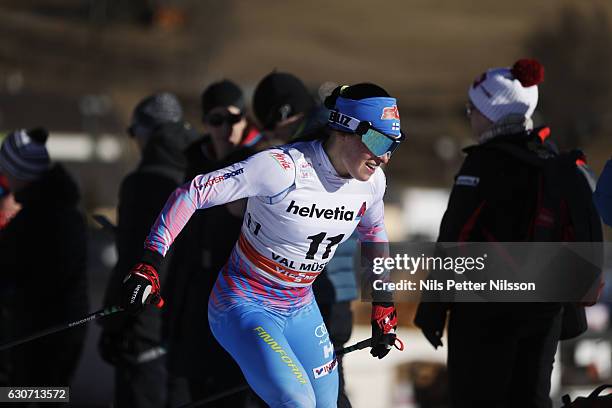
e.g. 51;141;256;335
122;262;164;314
371;302;398;359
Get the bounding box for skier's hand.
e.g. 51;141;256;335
370;302;398;359
122;262;164;314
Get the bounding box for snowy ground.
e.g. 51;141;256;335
343;326;445;408
343;326;566;408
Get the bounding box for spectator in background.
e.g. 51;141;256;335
0;173;17;386
0;174;20;386
594;158;612;226
99;93;198;408
165;80;266;407
252;71;316;144
414;59;600;408
201;79;262;161
0;128;88;400
201;80;266;218
180;80;264;181
253;72;357;408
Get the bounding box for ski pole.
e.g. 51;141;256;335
336;334;404;356
0;306;123;351
335;337;373;356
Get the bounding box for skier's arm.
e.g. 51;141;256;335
356;170;388;244
356;170;389;283
144;148;295;258
354;171;398;359
356;171;390;293
121;149;295;313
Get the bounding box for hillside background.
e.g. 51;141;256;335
0;0;611;193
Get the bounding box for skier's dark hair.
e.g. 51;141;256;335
294;83;391;143
323;83;390;110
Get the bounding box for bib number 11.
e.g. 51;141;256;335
305;232;345;260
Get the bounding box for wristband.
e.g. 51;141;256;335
141;248;163;271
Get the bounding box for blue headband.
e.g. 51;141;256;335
328;96;401;137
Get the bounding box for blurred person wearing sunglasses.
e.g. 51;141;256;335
201;80;263;162
120;82;405;407
99;92;198;408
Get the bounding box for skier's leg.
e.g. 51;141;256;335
209;302;316;408
285;300;339;408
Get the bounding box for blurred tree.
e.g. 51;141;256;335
526;5;612;149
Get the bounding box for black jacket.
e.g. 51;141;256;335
437;133;541;243
0;164;88;336
414;130;562;333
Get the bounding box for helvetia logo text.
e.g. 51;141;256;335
286;200;359;221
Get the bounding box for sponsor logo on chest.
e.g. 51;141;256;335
286;200;366;221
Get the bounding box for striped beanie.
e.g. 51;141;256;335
0;128;50;181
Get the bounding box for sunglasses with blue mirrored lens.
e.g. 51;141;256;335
355;121;404;158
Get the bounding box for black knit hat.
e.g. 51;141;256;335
252;72;314;130
201;80;245;119
129;92;183;137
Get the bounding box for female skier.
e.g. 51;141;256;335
122;83;405;407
